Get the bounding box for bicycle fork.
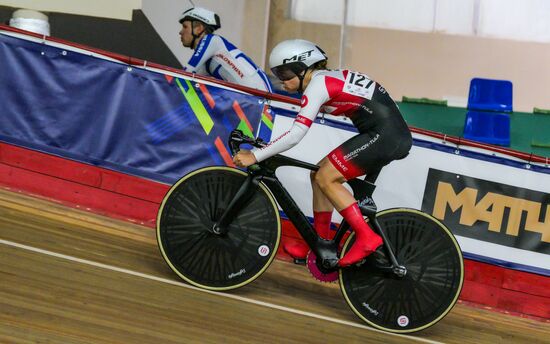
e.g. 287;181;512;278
212;174;261;235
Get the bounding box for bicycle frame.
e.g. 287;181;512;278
215;130;404;274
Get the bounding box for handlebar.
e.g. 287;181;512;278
228;129;266;156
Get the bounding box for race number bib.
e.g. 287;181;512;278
343;71;375;99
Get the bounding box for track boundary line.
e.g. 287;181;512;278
0;238;443;344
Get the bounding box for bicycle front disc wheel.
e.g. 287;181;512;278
157;166;281;291
339;208;464;333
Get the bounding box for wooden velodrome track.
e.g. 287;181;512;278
0;188;548;344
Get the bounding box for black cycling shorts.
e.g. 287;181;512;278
328;121;412;180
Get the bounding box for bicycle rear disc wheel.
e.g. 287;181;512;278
157;166;281;291
339;208;464;333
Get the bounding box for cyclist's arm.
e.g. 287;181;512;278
252;76;329;162
184;34;217;75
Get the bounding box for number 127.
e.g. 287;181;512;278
349;72;373;89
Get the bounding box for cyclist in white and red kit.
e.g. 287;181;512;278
233;39;412;267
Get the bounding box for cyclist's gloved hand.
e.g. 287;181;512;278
233;150;258;168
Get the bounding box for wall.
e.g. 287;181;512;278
241;0;270;70
142;0;269;70
1;0;270;72
0;5;183;69
4;0;547;112
267;0;341;70
0;0;141;20
267;0;550;112
344;26;550;112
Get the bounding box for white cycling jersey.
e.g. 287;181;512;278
251;69;409;169
184;34;272;92
252;70;344;162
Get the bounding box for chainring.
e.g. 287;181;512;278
306;251;339;283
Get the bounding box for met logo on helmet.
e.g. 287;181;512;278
283;50;314;64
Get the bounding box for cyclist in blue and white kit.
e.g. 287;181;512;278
178;7;272;92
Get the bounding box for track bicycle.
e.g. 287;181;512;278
156;129;464;333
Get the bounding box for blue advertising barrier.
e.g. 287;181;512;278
0;33;268;184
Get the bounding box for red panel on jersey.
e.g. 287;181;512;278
295;115;313;127
324;74;344;99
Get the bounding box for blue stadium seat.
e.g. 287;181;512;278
463;78;513;146
468;78;513;112
463;111;510;146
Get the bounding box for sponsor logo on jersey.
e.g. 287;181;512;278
295;115;313;127
283;49;314;64
194;38;207;57
331;153;348;172
422;169;550;253
258;130;290;152
343;133;380;161
215;53;244;78
331;101;373;114
301;95;308;107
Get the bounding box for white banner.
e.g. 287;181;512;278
270;114;550;275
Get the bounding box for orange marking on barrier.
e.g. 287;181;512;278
232;101;253;132
199;83;215;108
215;136;235;167
263;107;273;121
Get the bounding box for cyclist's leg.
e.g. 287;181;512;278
282;162;338;259
313;158;352;210
283;171;335;259
283;167;337;259
325;122;411;266
311;169;335;239
313;156;382;267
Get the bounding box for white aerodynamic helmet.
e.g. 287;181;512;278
269;39;327;81
178;7;221;31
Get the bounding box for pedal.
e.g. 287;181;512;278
293;258;306;265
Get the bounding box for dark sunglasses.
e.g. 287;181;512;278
271;66;298;81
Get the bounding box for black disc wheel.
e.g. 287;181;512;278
339;208;464;333
157;166;281;290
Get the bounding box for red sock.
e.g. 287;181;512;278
314;211;332;239
338;203;382;267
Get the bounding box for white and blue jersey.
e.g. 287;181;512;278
184;34;272;92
